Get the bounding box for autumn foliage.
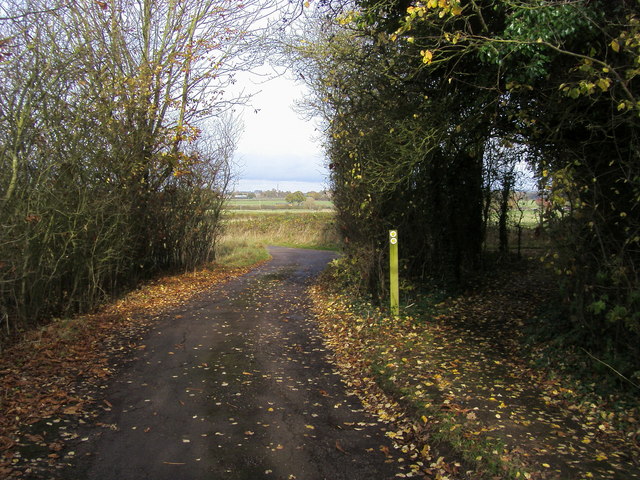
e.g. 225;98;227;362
0;0;258;344
310;262;640;479
293;0;640;379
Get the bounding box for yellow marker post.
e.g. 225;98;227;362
389;230;399;317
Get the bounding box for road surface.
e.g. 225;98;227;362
57;247;403;479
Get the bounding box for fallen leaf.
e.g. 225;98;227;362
336;440;348;454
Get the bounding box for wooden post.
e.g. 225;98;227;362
389;230;399;317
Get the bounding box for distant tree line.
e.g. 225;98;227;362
0;0;277;344
292;1;640;376
236;189;331;200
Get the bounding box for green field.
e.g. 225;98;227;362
484;199;540;228
216;196;544;267
226;197;334;212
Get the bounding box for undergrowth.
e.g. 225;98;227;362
311;255;640;479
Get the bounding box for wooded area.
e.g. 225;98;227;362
1;0;639;384
0;0;284;345
291;0;640;379
1;2;639;477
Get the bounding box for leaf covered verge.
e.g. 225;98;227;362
309;259;640;479
0;261;258;477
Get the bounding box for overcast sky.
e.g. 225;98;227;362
232;71;329;193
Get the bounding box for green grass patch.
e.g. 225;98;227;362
215;240;270;268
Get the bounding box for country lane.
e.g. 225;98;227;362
55;247;406;480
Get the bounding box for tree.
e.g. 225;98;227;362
0;0;273;341
303;196;317;210
295;0;640;372
450;0;640;363
286;191;306;205
291;6;497;292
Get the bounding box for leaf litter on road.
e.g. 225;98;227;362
0;262;255;478
1;248;413;480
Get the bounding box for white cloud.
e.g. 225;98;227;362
232;70;328;187
237;152;325;182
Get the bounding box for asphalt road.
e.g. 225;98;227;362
59;247;403;480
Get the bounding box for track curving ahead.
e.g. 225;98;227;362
61;247;403;480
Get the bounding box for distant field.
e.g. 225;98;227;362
221;211;339;247
215;198;547;266
226;198;334;211
215;211;340;266
486;199;540;228
515;199;541;227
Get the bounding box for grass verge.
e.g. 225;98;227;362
215;240;271;268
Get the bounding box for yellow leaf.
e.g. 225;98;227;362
611;39;620;52
421;444;431;458
596;78;611;91
63;405;81;415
